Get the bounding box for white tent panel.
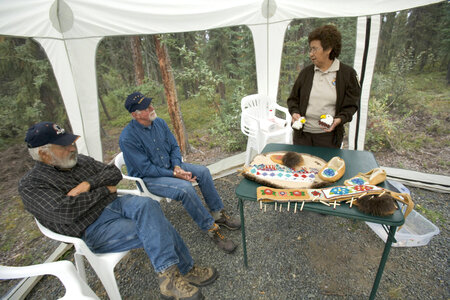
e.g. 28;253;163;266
2;0;442;39
249;20;290;100
352;17;368;89
35;37;103;160
0;1;63;38
0;0;262;39
349;16;369;150
35;38;87;154
64;38;103;160
356;15;380;151
63;0;262;38
349;16;380;151
273;0;443;21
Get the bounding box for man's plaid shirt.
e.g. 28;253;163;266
19;154;123;237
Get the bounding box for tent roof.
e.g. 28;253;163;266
0;0;442;39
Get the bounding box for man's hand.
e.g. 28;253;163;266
67;181;91;196
106;186;117;194
322;117;342;132
174;166;197;182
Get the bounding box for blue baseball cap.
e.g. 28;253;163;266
125;92;152;113
25;122;79;148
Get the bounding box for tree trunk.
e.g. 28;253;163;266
218;81;226;100
153;35;190;155
447;62;450;85
99;95;111;120
130;36;144;86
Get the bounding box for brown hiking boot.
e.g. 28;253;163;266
183;265;218;287
213;210;241;230
207;223;237;253
158;265;203;300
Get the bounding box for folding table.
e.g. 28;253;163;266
235;143;405;300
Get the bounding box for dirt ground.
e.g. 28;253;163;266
0;128;448;297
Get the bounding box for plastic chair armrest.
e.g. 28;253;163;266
122;174;152;195
274;104;292;122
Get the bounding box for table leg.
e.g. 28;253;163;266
238;198;248;268
369;225;397;300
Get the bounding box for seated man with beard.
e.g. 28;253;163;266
18;121;217;300
119;92;241;254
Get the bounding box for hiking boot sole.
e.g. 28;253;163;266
188;268;219;287
216;222;241;231
160;293;204;300
222;243;237;254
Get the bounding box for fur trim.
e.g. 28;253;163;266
355;194;397;216
282;152;304;169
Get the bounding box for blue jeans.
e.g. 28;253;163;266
143;162;224;231
82;194;193;274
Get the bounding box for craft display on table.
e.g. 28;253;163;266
344;168;387;186
256;184;414;219
291;117;306;130
240;151;329;189
318;114;334;128
318;156;345;182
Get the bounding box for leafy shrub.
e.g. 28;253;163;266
209;82;248;152
365;95;402;152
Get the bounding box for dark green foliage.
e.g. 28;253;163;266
376;2;449;74
0;38;67;147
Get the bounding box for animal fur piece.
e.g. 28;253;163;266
355;194;397;216
282;152;304;169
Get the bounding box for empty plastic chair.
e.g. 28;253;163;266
0;261;99;300
241;94;292;165
35;219;128;300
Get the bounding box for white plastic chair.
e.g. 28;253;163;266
35;219;128;300
113;152;171;203
240;94;292;165
0;261;99;300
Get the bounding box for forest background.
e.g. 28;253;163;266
0;2;449;289
0;2;449;166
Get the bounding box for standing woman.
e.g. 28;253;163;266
287;24;361;148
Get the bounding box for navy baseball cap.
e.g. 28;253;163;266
25;122;79;148
125;92;152;113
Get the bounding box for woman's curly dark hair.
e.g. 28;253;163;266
308;25;342;60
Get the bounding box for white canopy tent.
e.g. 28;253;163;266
0;0;442;161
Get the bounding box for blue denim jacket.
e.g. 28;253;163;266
119;118;183;178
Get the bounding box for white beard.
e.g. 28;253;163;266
149;111;157;121
51;150;78;169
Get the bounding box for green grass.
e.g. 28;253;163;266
404;72;450;116
366;71;450;154
415;204;445;224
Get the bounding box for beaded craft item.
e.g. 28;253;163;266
256;184;414;218
318;156;345;182
240;151;329;189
